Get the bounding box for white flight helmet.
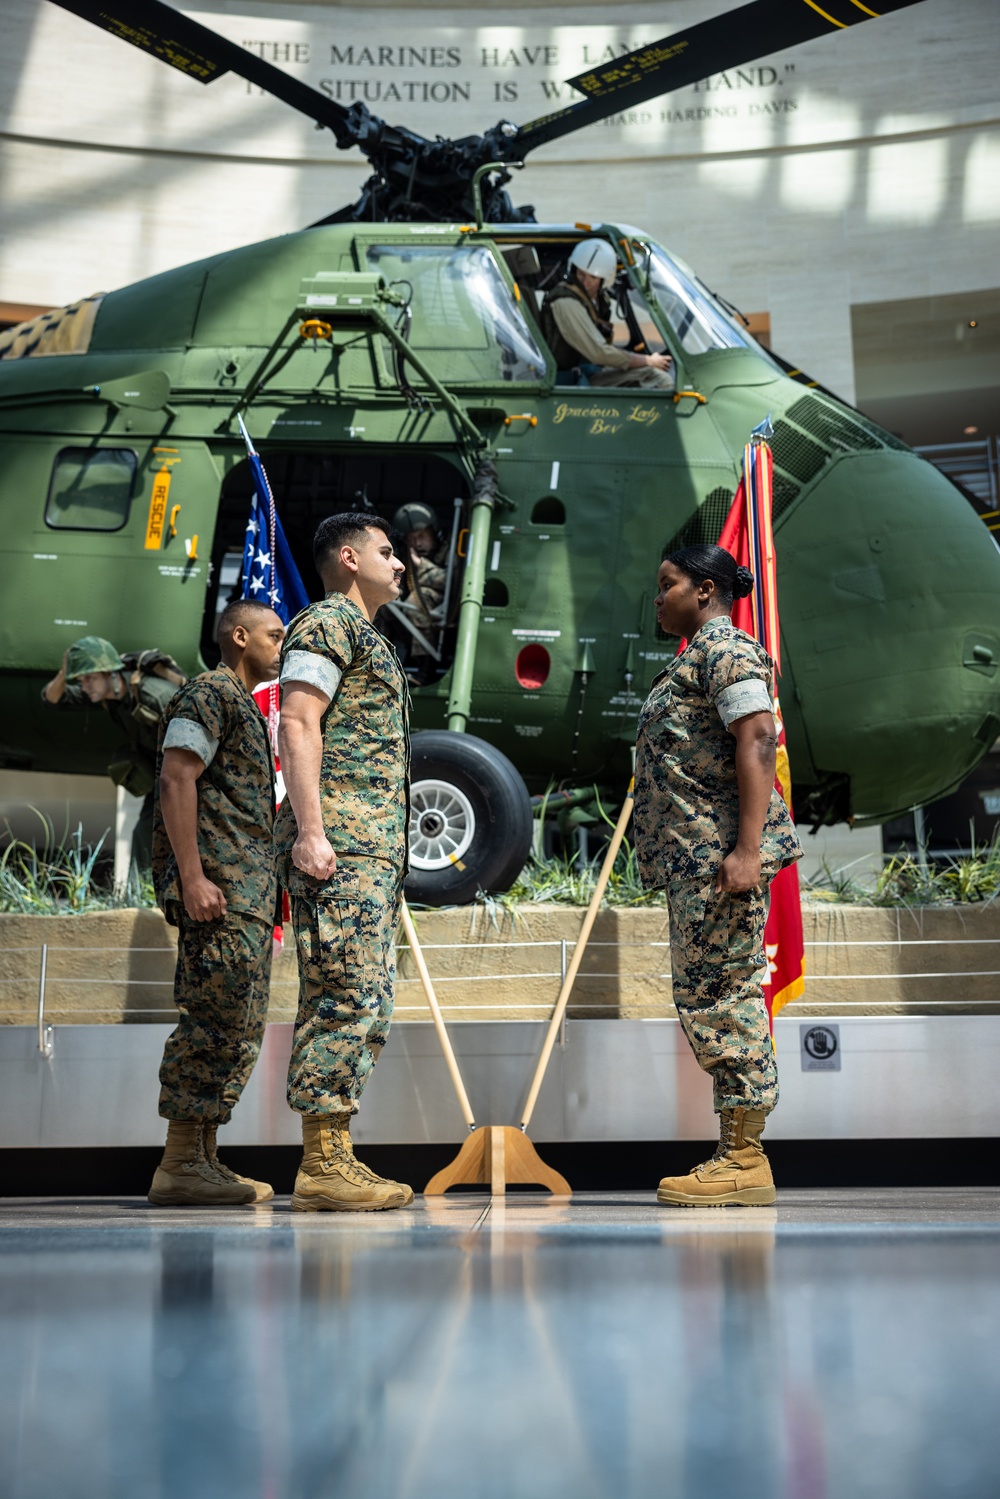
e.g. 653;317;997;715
568;239;618;288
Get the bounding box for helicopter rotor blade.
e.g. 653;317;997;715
49;0;360;148
513;0;928;155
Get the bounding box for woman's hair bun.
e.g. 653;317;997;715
733;565;755;599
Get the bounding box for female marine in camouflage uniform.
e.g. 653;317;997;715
634;545;802;1206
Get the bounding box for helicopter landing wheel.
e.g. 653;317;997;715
409;779;476;869
405;732;533;907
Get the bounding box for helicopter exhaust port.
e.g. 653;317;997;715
405;733;533;907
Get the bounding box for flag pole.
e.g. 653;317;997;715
399;900;476;1131
519;779;634;1133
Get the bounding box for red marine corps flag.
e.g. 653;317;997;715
718;418;806;1027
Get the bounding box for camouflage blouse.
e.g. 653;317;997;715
273;595;410;887
634;617;802;887
152;665;277;921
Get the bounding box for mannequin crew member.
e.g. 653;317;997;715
541;239;674;389
42;636;183;871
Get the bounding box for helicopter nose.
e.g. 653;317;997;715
776;450;1000;822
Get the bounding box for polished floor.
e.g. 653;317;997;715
2;1189;999;1499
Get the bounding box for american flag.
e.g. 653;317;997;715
237;414;309;627
236;417;309;948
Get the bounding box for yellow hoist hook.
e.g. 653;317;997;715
299;319;334;350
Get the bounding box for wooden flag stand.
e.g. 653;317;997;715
423;1124;571;1197
399;900;476;1132
518;781;634;1136
413;780;634;1198
401;900;570;1195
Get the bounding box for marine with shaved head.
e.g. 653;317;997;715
148;598;286;1206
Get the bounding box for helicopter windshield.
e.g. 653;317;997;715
645;246;757;357
365;244;547;385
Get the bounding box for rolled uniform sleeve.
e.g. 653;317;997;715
280;650;342;703
714;680;773;728
550;297;632;370
700;628;775;729
162;717;219;767
161;681;231;766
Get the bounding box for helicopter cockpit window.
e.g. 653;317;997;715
365;245;547;384
44;447;136;531
646;247;759;357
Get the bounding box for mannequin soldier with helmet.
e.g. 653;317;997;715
540;239;674;389
393;501;450;683
41;637;186;871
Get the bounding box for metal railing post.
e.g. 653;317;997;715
37;944;54;1059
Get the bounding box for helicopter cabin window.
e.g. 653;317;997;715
364;244;547;384
44;447;136;531
646;247;764;358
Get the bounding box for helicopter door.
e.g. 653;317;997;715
5;436;220;672
201;448;470;673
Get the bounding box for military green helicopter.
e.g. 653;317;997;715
2;0;998;905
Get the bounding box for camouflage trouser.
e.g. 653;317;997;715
286;858;403;1118
158;906;273;1123
666;874;778;1115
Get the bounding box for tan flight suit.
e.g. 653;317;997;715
541;282;674;389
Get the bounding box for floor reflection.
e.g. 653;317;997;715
1;1191;998;1498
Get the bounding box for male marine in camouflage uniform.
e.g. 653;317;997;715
276;511;412;1212
41;636;182;871
635;553;802;1206
148;599;285;1207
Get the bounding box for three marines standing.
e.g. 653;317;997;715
137;520;790;1210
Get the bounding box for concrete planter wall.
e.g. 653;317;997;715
396;902;1000;1021
0;910;177;1025
0;901;997;1026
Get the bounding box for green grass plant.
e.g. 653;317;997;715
486;823;1000;913
499;843;666;913
0;816;155;914
2;816;996;916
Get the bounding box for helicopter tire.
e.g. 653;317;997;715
404;731;534;907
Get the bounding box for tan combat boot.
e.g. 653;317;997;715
148;1121;256;1206
202;1121;274;1204
291;1116;413;1212
656;1108;776;1207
